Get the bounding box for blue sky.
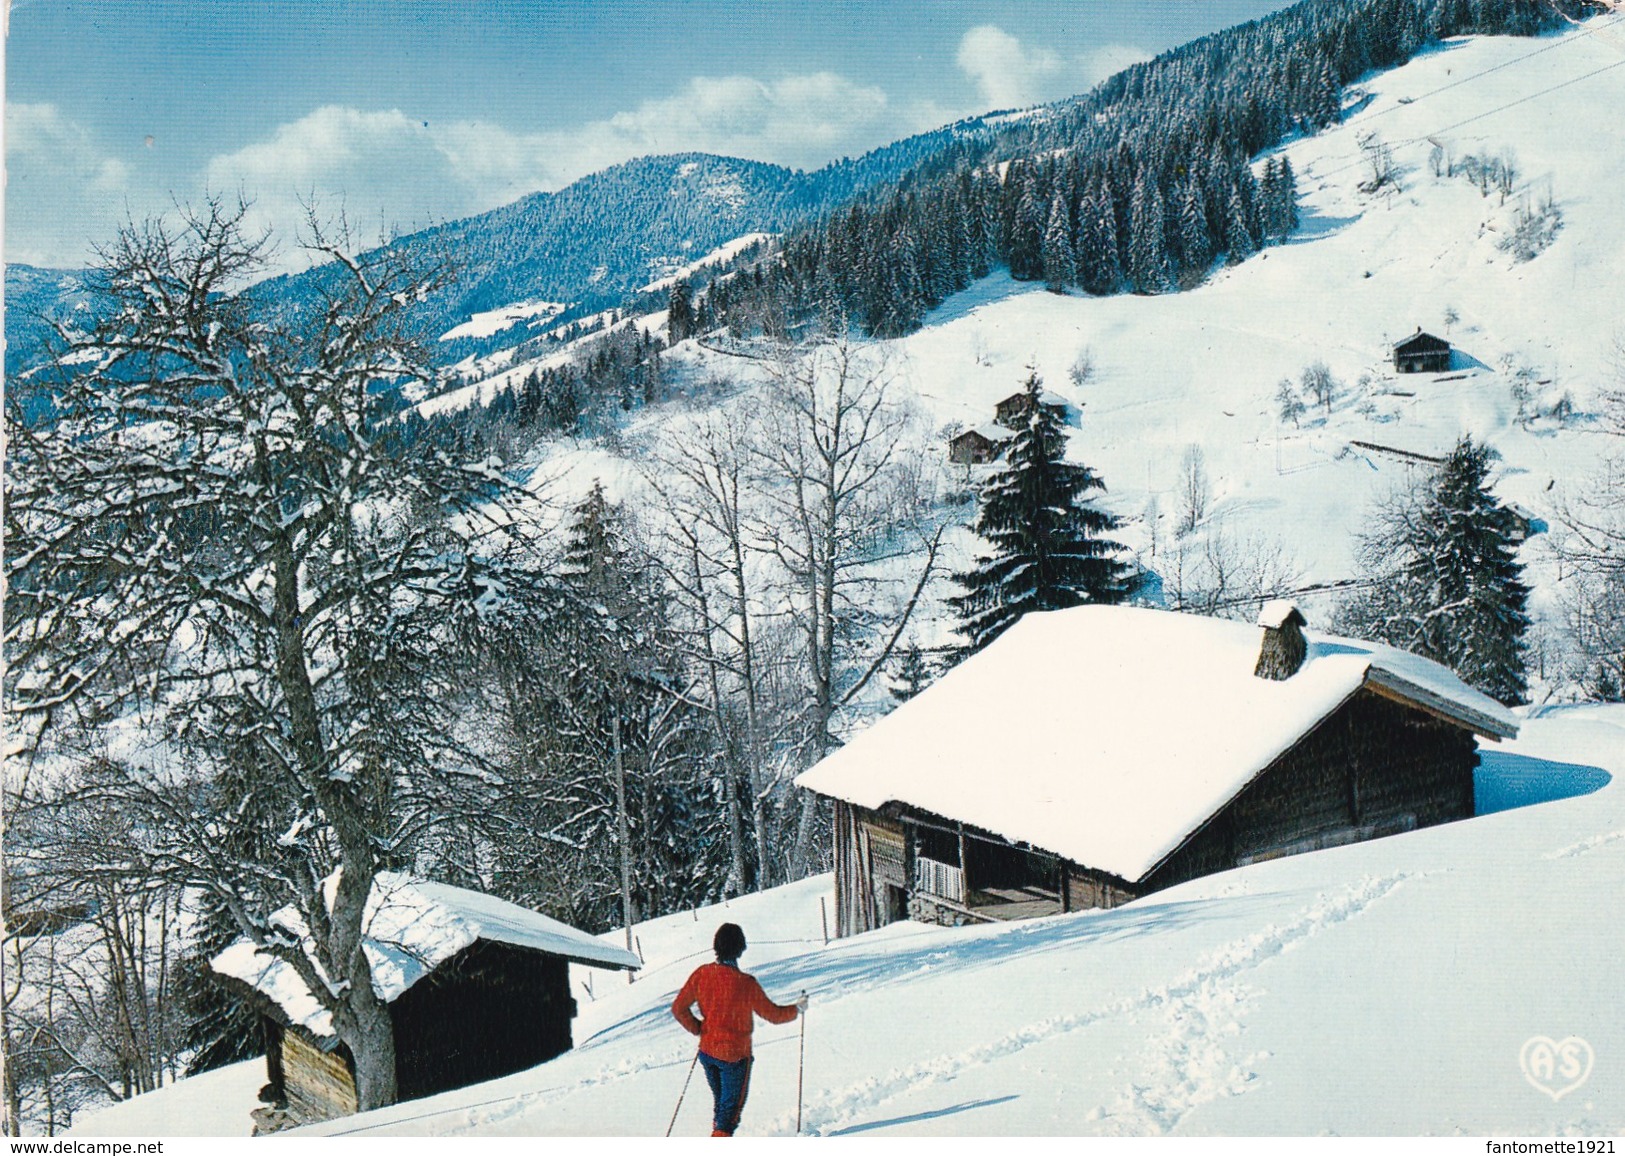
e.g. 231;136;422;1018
6;0;1299;268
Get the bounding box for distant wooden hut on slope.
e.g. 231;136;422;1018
994;388;1069;429
948;424;1013;464
212;873;640;1127
796;603;1516;936
1392;329;1452;374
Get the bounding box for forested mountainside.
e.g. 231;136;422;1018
684;0;1601;339
2;264;98;380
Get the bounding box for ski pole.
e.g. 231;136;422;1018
796;991;807;1135
667;1048;700;1137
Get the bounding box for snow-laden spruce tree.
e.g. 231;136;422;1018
3;199;554;1111
888;644;936;703
951;370;1128;656
1338;436;1531;705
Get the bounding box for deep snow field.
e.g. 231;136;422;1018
74;704;1624;1137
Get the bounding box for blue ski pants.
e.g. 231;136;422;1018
699;1052;753;1136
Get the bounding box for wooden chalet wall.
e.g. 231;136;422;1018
1065;867;1139;912
829;687;1479;934
391;941;576;1102
949;430;1000;464
1144;687;1476;893
833;801;910;936
281;1027;359;1122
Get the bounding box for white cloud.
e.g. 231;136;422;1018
202;106;497;254
589;72;895;171
957;25;1064;110
956;26;1149;111
5;103;132;265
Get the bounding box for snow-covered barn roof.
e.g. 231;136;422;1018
995;388;1069;410
212;873;640;1040
1393;328;1450;351
951;423;1014;445
795;605;1517;883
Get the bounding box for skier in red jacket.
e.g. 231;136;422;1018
671;923;806;1136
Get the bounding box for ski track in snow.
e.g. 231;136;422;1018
1544;829;1625;859
774;872;1413;1138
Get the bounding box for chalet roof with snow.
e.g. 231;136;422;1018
950;423;1014;446
795;605;1517;884
994;388;1069;412
212;873;640;1039
1392;329;1450;353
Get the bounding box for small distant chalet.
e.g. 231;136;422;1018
1392;329;1452;374
948;424;1013;465
212;874;639;1125
796;603;1516;936
993;388;1068;429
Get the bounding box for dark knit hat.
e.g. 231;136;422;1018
714;922;746;961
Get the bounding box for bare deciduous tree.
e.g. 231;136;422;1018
1164;521;1304;619
645;403;775;890
1358;132;1396;193
1549;337;1625;697
1301;360;1338;414
4;199;552;1112
751;338;944;875
1176;444;1210;536
1068;346;1096;388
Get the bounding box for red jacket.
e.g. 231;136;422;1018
671;961;798;1062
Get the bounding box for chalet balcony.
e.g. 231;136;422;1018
966;884;1064;922
913;856;964;904
913;848;1064;922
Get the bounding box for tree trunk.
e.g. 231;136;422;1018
272;542;398;1109
730;533;772;889
326;836;397;1111
612;708;637;979
690;542;749;894
344;986;399;1113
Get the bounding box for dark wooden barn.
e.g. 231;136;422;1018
797;603;1517;936
993;388;1068;429
212;875;640;1127
1392;329;1452;373
948;425;1011;464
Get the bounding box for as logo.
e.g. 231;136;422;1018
1519;1036;1594;1101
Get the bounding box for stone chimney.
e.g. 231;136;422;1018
1255;600;1308;680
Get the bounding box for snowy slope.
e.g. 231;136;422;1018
871;25;1625;624
76;707;1623;1137
438;300;565;342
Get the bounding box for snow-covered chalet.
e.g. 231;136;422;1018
796;603;1517;936
1392;328;1452;373
211;873;640;1127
